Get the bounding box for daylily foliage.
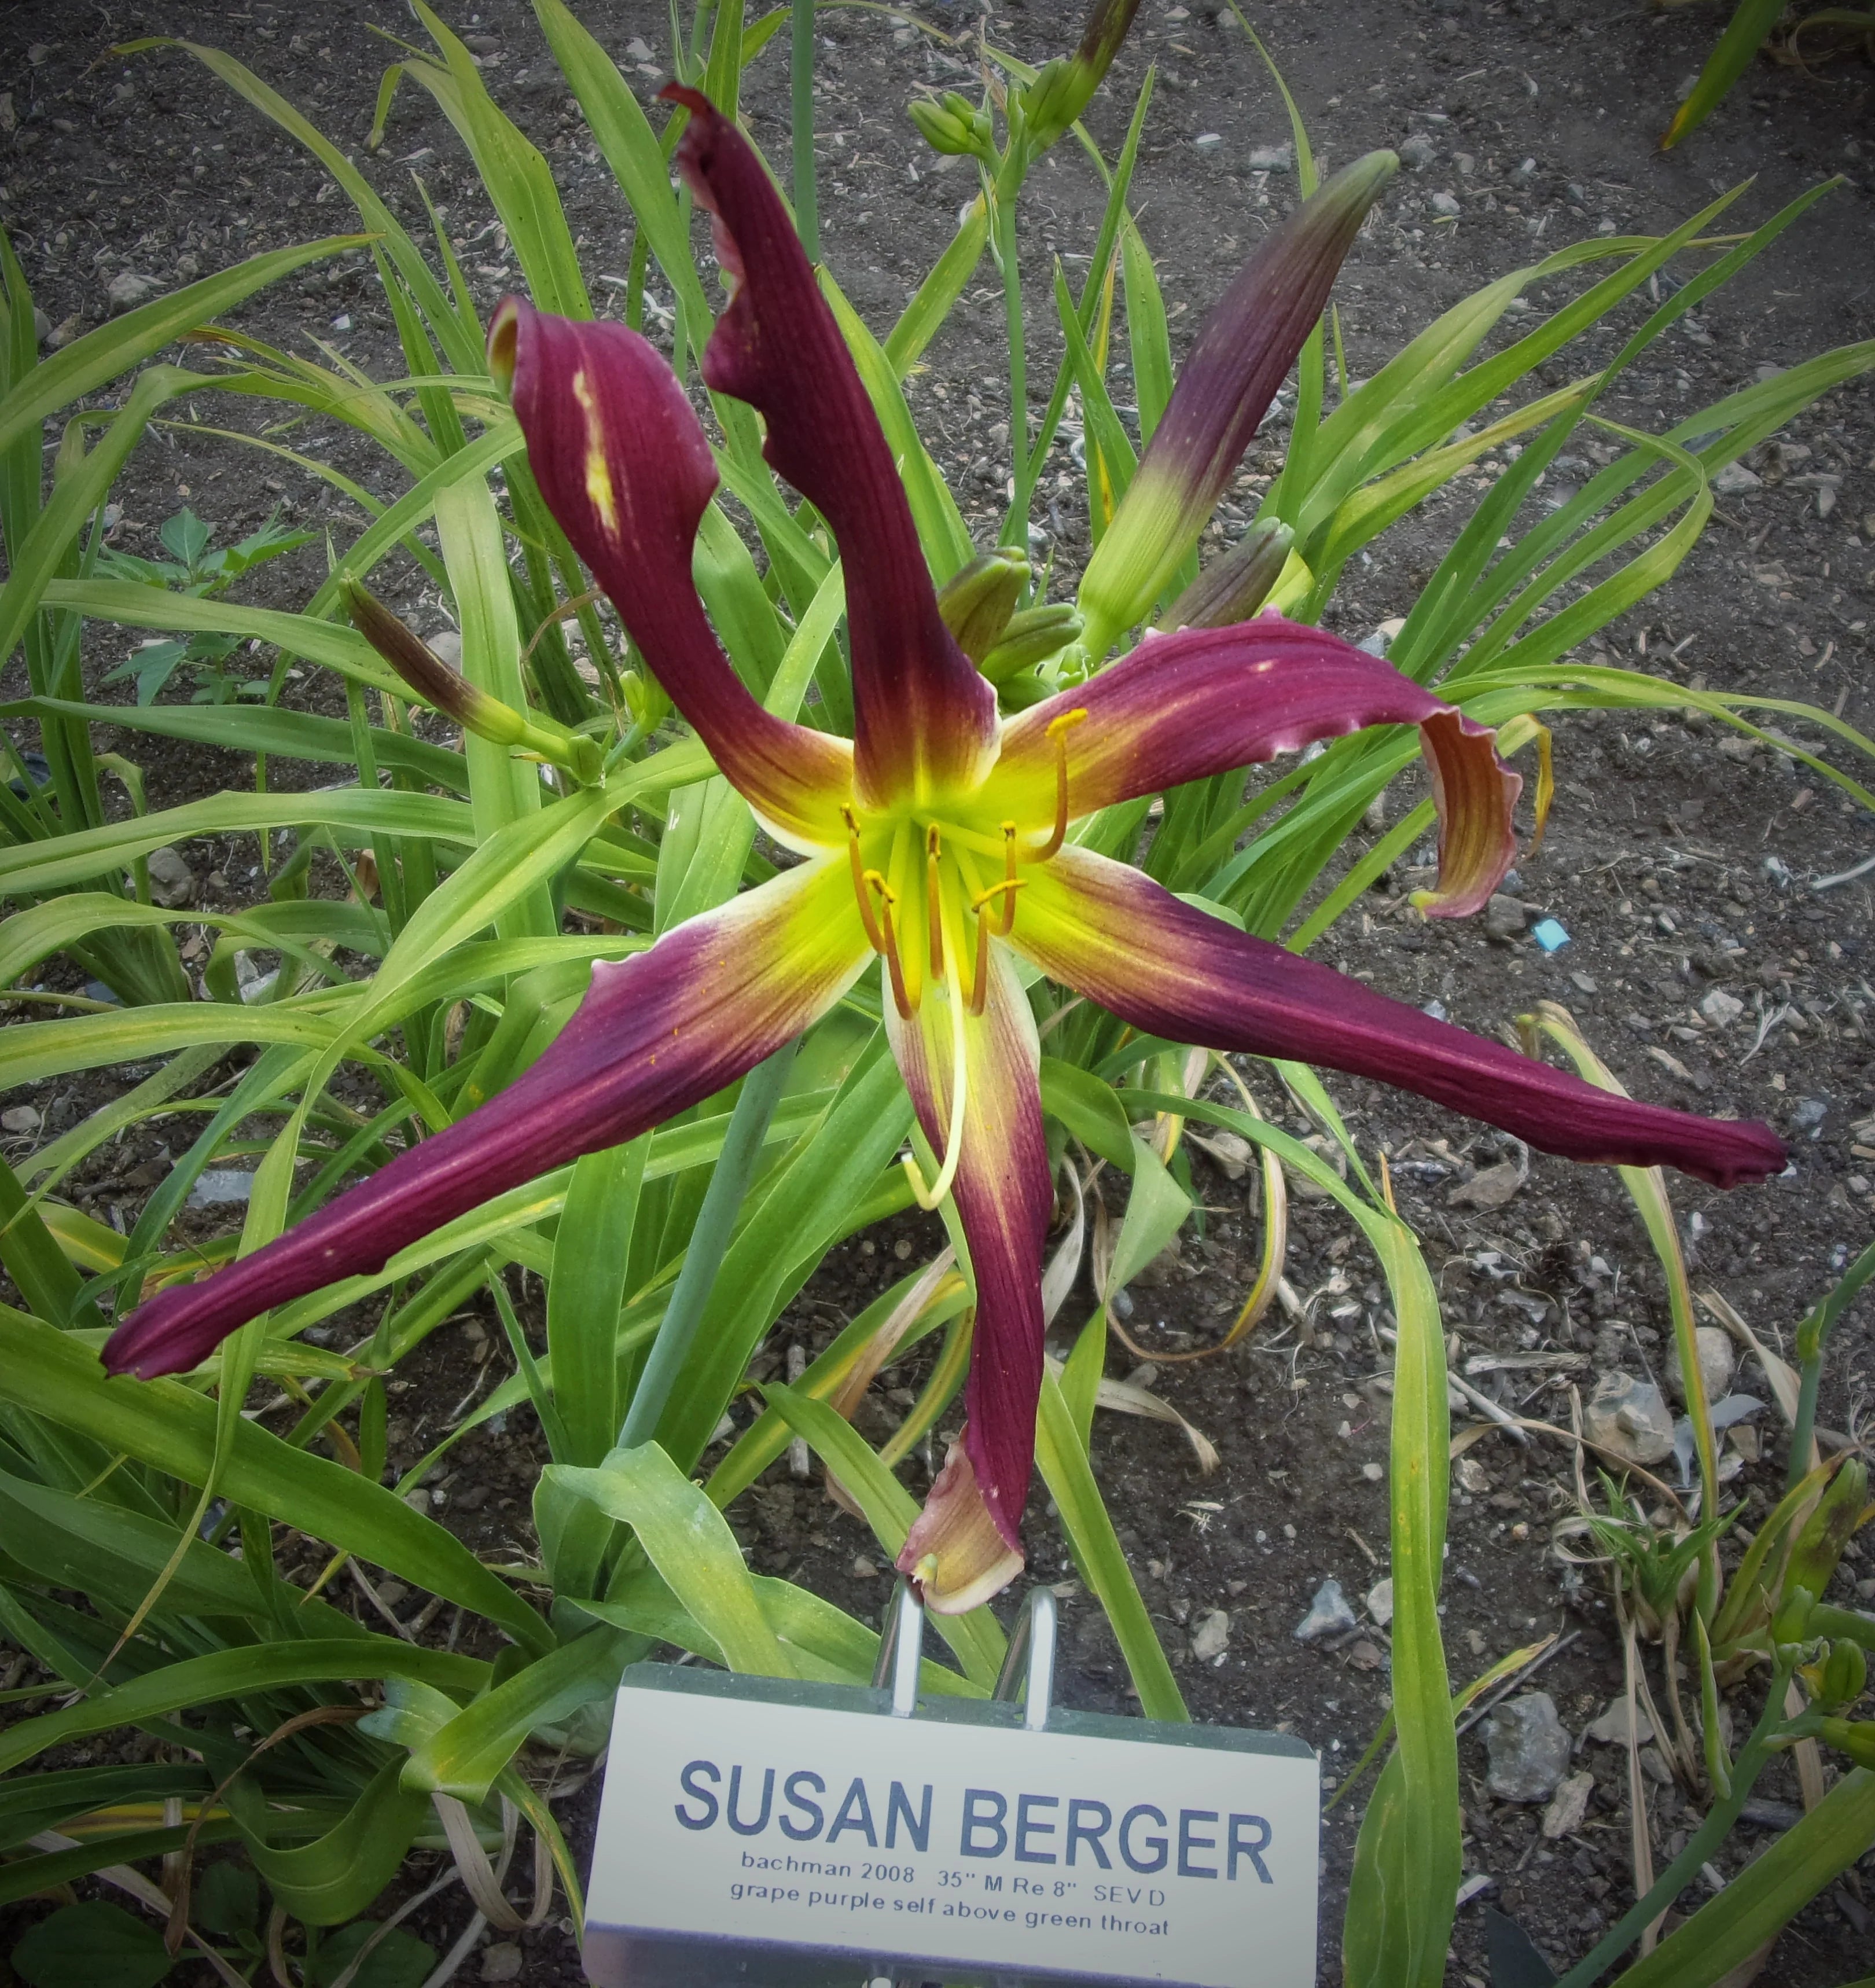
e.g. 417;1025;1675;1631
103;89;1784;1611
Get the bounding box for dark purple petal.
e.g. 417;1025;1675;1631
494;297;852;846
885;943;1053;1571
663;86;998;808
104;861;871;1379
1013;846;1786;1189
990;614;1519;918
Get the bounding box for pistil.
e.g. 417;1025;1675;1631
999;821;1019;935
926;824;944;978
844;804;887;952
969;880;1025;1015
902;929;973;1213
1039;707;1089;859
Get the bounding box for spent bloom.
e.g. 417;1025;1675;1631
104;90;1784;1613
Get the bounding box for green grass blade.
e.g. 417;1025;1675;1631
1661;0;1787;149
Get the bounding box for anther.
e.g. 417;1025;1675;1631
1040;708;1088;860
925;823;944;978
844;805;887;953
865;869;913;1018
999;821;1019;936
969;880;1025;1015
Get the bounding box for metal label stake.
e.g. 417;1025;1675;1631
584;1582;1319;1987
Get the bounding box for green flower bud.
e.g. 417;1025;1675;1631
909;95;990;159
1773;1581;1818;1649
994;668;1057;711
980;602;1083;682
1822;1637;1867;1711
937;550;1030;660
1159;520;1296;631
1817;1717;1875;1769
1786;1457;1867;1614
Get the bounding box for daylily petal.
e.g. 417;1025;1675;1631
1012;846;1786;1188
884;942;1053;1577
898;1439;1025;1616
991;615;1519;918
102;861;872;1379
1077;152;1396;656
663;86;998;808
494;297;851;847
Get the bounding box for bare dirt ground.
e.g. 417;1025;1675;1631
2;0;1873;1980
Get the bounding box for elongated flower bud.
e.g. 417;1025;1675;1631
1787;1457;1867;1609
1818;1718;1875;1770
344;579;523;746
1159;519;1295;631
1821;1637;1867;1712
1078;150;1396;658
937;549;1030;660
980;602;1083;683
1023;0;1144;152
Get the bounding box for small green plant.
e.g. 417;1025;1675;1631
96;506;310;703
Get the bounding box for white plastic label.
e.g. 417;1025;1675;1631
584;1666;1319;1987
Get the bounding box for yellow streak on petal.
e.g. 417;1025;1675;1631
571;368;620;537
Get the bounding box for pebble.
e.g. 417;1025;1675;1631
105;270;161;314
1360;1461;1384;1482
1;1105;40;1134
1293;1578;1357;1642
1665;1325;1736;1406
1484;893;1528;941
145;845;197;910
188;1169;256;1208
480;1944;524;1984
1365;1577;1394;1627
1541;1769;1596;1840
1454;1456;1490;1494
1447;1160;1522;1211
427;629;465;671
1712;462;1763;495
1698;986;1744;1026
1399;134;1436;170
1584;1697;1654;1747
624;35;656;61
1483;1693;1572;1803
1583;1371;1675;1466
1247;142;1293;171
1190;1609;1230;1662
1429;190;1462;217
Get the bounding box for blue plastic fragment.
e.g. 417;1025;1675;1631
1531;918;1571;954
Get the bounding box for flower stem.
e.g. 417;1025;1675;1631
616;1041;799;1450
994;160;1030;549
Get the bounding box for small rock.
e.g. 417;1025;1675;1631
1247;142;1293;171
1193;133;1223;150
480;1944;524;1984
462;32;501;54
1448;1160;1522;1211
1429;190;1462;218
427;628;465;670
1;1105;41;1134
1189;1129;1253;1180
851;1555;877;1579
47;313;83;350
145;845;196;909
1293;1577;1358;1642
1454;1456;1490;1494
1399;133;1436;170
1638;1744;1674;1787
188;1168;256;1208
1584;1697;1655;1747
105;270;161;314
1542;1769;1595;1840
1347;1639;1383;1671
1583;1371;1675;1466
624;35;656;61
32;306;50;344
1712;462;1763;495
1665;1325;1736;1406
1365;1577;1394;1627
1698;986;1744;1026
1190;1609;1230;1662
1484;893;1528;941
1360;1461;1384;1482
1483;1693;1572;1803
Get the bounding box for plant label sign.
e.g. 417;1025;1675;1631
584;1664;1319;1987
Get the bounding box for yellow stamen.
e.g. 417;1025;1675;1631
999;821;1019;935
866;870;912;1019
926;824;944;979
844;804;886;952
1040;708;1088;859
902;915;973;1212
969;880;1025;1015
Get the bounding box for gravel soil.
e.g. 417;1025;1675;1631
2;0;1873;1981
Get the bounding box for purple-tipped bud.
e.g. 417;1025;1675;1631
1022;0;1144;150
343;579;520;744
1078;150;1396;656
1160;520;1295;631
